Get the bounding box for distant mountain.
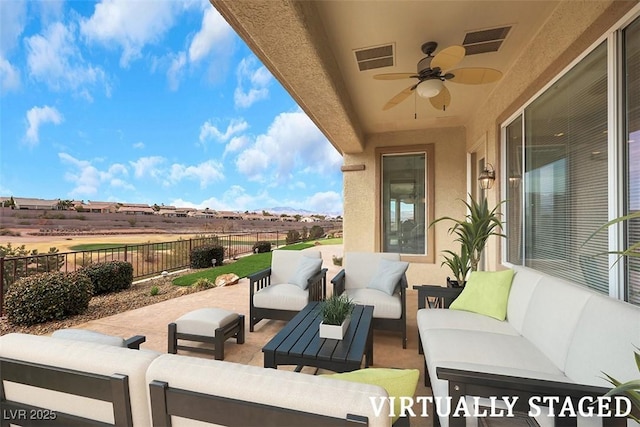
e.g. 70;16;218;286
261;207;341;217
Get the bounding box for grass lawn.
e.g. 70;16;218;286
173;239;342;286
69;243;126;251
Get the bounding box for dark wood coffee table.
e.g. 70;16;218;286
262;302;374;373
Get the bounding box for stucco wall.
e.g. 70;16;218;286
342;126;467;285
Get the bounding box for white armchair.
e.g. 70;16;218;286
249;250;327;332
331;252;408;348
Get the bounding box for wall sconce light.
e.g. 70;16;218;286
478;164;496;190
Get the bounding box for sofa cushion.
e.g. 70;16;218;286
449;269;515;320
253;283;309;311
269;249;321;287
344;252;400;290
521;275;592;371
0;333;158;426
506;266;543;334
52;328;126;347
564;294;640;387
416;308;519;336
146;354;392;427
288;256;323;290
345;288;402;319
367;258;409;295
323;368;419;423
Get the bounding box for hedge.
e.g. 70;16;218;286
5;271;93;326
80;260;134;295
190;245;225;268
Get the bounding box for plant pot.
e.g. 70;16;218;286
447;277;466;288
319;317;350;340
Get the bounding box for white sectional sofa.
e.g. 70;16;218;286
0;333;392;427
417;266;640;427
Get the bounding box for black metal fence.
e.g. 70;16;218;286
0;231;290;314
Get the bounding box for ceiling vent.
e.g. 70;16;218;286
354;44;394;71
462;26;511;55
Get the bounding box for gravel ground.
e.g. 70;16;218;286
0;271;199;336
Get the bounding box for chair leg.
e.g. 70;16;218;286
237;315;245;344
168;323;177;354
214;327;225;360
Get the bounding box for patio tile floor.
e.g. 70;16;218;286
72;246;435;425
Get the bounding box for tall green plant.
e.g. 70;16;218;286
603;347;640;422
430;195;505;280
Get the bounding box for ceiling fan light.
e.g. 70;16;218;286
416;79;444;98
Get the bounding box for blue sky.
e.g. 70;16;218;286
0;0;344;214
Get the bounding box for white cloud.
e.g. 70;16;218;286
167;51;186;91
224;135;250;156
129;156;165;179
170;185;274;211
25;106;63;146
133;142;145;149
80;0;179;67
188;7;234;63
234;110;342;182
0;0;26;55
234;56;272;108
199;118;248;143
166;160;224;188
25;22;108;96
303;191;343;215
58;153;131;196
0;56;20;93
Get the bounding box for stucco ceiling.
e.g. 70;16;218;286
211;1;560;154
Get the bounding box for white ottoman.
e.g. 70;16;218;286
52;328;146;349
168;308;244;360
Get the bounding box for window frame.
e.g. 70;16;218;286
375;144;435;263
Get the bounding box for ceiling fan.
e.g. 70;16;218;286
374;41;502;111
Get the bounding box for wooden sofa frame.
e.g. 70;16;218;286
248;267;327;332
332;270;408;348
148;380;369;426
415;286;630;427
0;357;133;427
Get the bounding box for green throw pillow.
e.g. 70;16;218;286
323;368;419;423
449;269;515;320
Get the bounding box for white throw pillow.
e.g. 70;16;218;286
367;258;409;295
288;256;323;289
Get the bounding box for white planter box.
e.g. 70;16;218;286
319;317;350;340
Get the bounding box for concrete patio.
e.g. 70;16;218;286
71;244;434;424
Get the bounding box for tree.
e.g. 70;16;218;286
0;243;65;292
309;225;324;239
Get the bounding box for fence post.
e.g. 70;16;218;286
124;246;128;263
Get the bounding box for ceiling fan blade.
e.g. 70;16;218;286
448;67;502;84
431;45;465;71
429;85;451;111
383;85;414;110
374;73;418;80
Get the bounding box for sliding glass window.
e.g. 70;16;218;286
504;42;610;294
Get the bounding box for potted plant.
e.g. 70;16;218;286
318;294;355;340
430;194;505;286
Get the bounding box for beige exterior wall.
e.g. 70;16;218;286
342;126;467;285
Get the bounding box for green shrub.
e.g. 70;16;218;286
80;261;134;295
309;225;324;239
193;278;215;290
150;286;160;296
252;241;272;253
286;230;301;245
5;271;93;326
190;245;224;268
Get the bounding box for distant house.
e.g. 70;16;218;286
189;209;216;218
174;208;191;218
83;201;118;213
216;211;243;220
118;205;154;215
157;208;177;217
300;217;316;223
13;198;60;210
